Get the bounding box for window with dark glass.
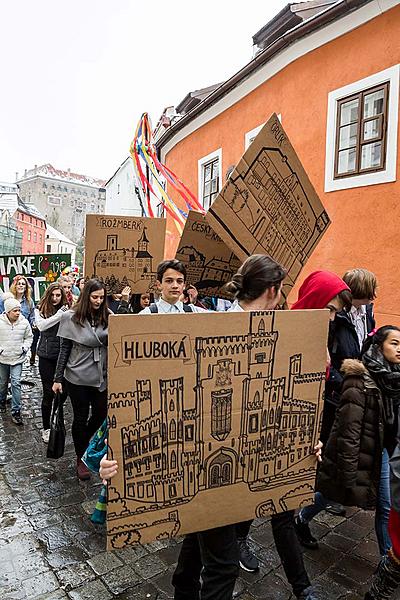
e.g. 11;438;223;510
202;158;219;210
334;82;389;178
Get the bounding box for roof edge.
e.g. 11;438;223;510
156;0;371;151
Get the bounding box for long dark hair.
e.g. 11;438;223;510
130;293;154;314
38;283;67;318
72;278;108;328
226;254;286;302
362;325;400;356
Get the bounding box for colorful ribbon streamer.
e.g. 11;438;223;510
130;113;205;234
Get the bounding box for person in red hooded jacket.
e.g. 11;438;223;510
290;271;358;549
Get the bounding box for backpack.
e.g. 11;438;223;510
149;303;193;313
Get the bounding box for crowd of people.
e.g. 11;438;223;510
0;256;399;599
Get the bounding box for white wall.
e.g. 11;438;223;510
105;159;144;217
45;238;76;264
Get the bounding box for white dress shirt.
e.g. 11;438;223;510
139;298;208;314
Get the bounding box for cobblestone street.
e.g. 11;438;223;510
0;361;399;600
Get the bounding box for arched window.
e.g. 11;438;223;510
169;419;176;440
269;408;274;425
169;399;175;411
171;451;177;469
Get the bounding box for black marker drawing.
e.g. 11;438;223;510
206;114;331;302
107;310;327;549
92;229;157;293
85;215;166;294
175;211;240;298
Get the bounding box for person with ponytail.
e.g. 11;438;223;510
226;255;322;600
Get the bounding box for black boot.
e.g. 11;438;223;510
364;550;400;599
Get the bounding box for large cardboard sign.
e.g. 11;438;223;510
84;215;166;294
206;114;330;301
107;309;328;549
175;211;240;298
0;253;71;302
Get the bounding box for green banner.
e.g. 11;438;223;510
0;253;71;302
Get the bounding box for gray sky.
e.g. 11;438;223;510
1;0;290;183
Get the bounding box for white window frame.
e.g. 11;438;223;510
325;65;399;192
197;148;222;210
244;115;281;150
245;124;264;150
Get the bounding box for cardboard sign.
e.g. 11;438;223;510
206;114;330;301
107;309;328;549
175;211;240;298
0;253;71;302
84;215;166;294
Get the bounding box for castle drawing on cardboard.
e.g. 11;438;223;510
206;114;330;301
93;229;156;292
176;245;240;296
85;215;166;294
175;211;240;298
107;309;328;549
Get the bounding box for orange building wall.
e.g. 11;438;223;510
164;5;400;325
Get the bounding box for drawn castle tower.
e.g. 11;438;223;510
135;227;152;277
240;312;283;483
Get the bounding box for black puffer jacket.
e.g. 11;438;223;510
326;305;375;406
37;322;61;360
317;359;384;510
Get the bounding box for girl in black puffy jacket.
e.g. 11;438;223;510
35;283;69;443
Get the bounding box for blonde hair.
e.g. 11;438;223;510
342;268;377;300
10;275;32;304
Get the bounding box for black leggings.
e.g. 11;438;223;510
67;381;107;458
271;510;311;596
38;356;67;430
172;524;239;600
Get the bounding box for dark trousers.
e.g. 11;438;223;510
67;381;107;458
172;525;239;600
31;327;40;354
235;519;252;539
38;356;67;429
271;510;311;597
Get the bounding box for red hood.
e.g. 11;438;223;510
291;271;350;310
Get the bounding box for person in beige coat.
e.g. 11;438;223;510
0;293;33;425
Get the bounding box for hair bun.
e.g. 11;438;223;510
226;273;243;295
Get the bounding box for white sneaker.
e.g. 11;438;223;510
41;429;50;443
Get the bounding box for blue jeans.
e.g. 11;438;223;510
299;491;328;523
375;448;391;556
299;451;391;556
0;362;23;413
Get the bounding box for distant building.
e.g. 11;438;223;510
45;224;77;264
15;200;46;255
0;184;22;255
105;157;164;218
17;164;106;244
0;182;44;255
105;157;144;217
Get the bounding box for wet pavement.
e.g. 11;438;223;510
1;360;400;599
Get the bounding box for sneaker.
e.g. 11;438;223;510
76;458;91;481
238;538;259;572
297;586;319;599
325;502;346;517
295;516;319;550
41;429;50;443
11;411;23;426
